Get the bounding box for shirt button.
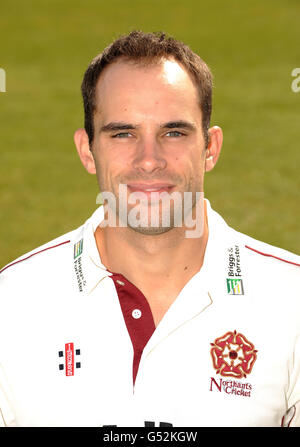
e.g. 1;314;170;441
116;279;125;286
132;309;142;319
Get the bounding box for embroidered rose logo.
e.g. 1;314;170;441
210;330;257;379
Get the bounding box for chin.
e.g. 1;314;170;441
128;224;174;236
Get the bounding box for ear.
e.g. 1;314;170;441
205;126;223;172
74;128;96;174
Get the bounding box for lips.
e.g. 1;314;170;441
127;183;175;193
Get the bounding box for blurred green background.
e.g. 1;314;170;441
1;0;299;268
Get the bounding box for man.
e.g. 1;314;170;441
0;31;299;427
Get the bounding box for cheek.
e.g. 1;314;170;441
95;157;127;191
185;156;206;188
175;152;203;175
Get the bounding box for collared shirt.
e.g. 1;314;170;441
0;200;299;427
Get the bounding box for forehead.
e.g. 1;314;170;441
96;56;196;88
94;58;200;120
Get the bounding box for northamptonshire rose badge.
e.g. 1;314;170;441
210;330;257;379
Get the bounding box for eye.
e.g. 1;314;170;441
112;132;133;138
165;130;185;137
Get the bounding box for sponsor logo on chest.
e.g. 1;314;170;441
226;245;244;295
73;239;87;292
209;330;258;398
58;342;81;376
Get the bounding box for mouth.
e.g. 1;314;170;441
127;183;175;194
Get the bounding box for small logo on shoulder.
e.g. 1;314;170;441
226;278;244;295
74;239;83;259
73;239;86;292
226;245;244;294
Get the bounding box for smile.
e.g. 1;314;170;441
127;183;175;193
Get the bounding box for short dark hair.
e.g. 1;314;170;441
81;30;213;147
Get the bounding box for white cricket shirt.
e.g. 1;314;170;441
0;200;299;427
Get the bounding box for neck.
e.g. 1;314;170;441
95;200;208;285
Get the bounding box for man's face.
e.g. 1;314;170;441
91;57;207;235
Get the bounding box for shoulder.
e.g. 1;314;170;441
208;201;300;276
241;231;299;270
230;228;300;287
0;206;105;282
217;225;300;324
0;225;83;284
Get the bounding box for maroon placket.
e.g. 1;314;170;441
109;272;156;386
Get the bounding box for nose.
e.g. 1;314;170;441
132;135;167;174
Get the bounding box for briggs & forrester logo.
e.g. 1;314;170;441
227;278;244;295
74;239;83;259
227;245;244;295
73;239;86;292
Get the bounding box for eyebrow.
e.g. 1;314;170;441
99;120;197;133
161;120;196;131
100;122;139;132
